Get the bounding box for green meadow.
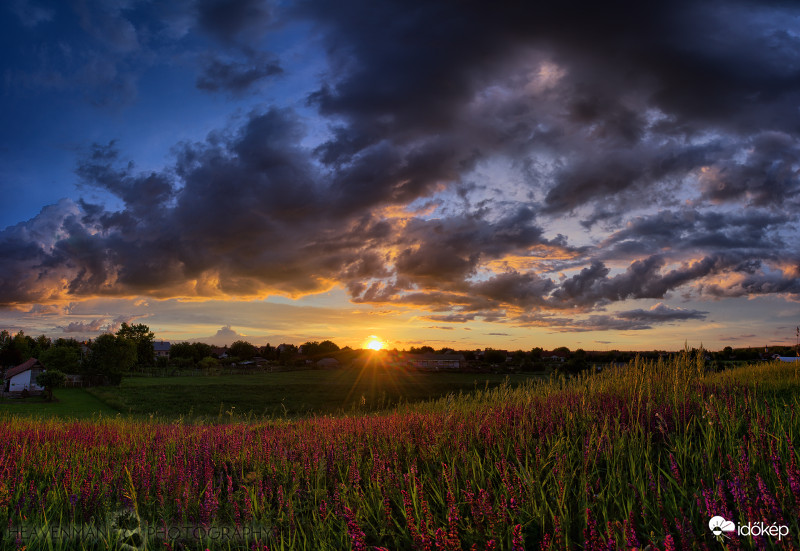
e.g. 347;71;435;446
85;368;547;419
0;388;118;419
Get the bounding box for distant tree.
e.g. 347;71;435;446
409;346;435;354
169;342;215;366
191;342;213;362
261;343;275;360
86;334;137;385
53;337;82;349
198;356;220;370
169;342;195;362
318;340;340;355
36;369;66;401
553;346;571;355
300;341;319;355
302;340;340;357
530;347;544;359
229;340;257;361
484;349;507;365
33;335;51;356
116;323;155;367
40;345;81;374
275;343;297;361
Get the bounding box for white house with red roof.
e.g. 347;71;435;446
3;358;46;394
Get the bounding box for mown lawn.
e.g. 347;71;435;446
0;388;119;419
85;367;548;419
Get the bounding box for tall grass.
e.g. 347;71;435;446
0;353;797;550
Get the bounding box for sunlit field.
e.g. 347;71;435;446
1;353;798;550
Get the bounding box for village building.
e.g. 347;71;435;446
3;358;46;394
154;341;171;359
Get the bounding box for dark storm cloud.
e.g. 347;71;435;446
542;141;723;217
515;303;707;333
549;255;730;309
703;269;800;299
616;303;708;323
196;0;274;44
196;51;283;94
76;141;175;219
390;208;550;288
301;0;800;219
600;209;793;260
698;132;800;207
2;0;800;333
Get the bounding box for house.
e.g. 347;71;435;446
406;353;465;371
772;354;800;362
154;341;171;359
211;346;228;359
3;358;46;394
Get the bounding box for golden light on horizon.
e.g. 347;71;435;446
365;335;385;350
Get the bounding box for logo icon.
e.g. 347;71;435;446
709;516;735;540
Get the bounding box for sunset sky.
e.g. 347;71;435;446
1;0;799;351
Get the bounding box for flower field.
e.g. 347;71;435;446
1;353;798;550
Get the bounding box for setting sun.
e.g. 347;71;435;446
365;336;385;351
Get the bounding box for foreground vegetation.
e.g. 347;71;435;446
0;354;798;550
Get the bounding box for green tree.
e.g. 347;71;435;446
33;335;51;357
198;356;220;370
169;342;195;363
40;346;81;374
191;342;213;362
36;369;66;401
0;331;34;366
484;349;507;365
302;340;341;357
116;323;155;367
229;340;257;361
87;334;137;385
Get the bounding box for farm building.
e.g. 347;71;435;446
154;341;171;359
773;355;800;362
3;358;46;394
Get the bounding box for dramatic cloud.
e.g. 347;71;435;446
1;0;799;345
196;51;283;94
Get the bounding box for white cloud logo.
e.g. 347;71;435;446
709;516;735;539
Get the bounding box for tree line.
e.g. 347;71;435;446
0;323;154;386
